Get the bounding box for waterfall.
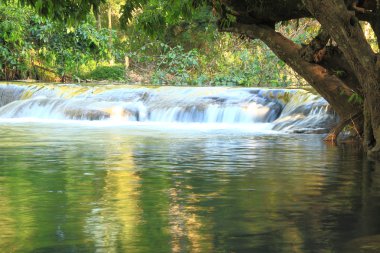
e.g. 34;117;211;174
0;83;338;133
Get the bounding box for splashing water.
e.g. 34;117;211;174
0;83;337;133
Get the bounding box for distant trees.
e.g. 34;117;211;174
0;2;113;81
1;0;308;86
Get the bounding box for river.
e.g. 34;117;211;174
0;83;379;253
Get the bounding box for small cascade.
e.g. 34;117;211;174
0;83;338;133
0;84;26;107
270;90;337;133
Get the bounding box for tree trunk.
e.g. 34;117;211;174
108;4;114;65
97;6;102;30
216;0;380;157
303;0;380;158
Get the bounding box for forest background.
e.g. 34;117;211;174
1;1;378;86
0;0;351;87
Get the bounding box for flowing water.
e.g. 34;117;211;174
0;83;336;132
1;83;380;253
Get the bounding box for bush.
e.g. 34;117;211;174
85;65;126;81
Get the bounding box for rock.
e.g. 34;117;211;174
64;109;110;120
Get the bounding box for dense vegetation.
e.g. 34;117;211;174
0;1;315;87
0;3;114;81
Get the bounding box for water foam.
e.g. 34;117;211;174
0;83;338;133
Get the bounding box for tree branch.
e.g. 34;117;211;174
303;0;377;89
219;23;361;120
299;29;330;63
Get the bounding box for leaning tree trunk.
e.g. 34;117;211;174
216;0;380;158
303;0;380;158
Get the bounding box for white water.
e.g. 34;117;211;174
0;83;337;133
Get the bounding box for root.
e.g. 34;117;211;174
324;113;363;143
324;132;337;142
324;119;348;143
368;144;380;160
350;116;363;141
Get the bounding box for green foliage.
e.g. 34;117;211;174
0;4;33;79
32;17;112;77
211;75;246;86
120;0;148;25
125;36;298;87
204;41;293;87
153;45;199;85
85;65;125;81
123;0;213;41
348;93;364;104
0;1;309;87
0;2;114;81
5;0;104;23
278;19;320;45
121;0;199;32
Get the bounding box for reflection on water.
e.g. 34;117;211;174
1;123;380;253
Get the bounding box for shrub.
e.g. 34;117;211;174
85;65;126;81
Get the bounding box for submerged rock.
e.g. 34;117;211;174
0;85;26;107
344;234;380;253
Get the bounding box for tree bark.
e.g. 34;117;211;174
217;0;380;158
108;4;114;65
97;6;102;30
303;0;380;158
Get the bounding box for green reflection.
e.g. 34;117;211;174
0;124;380;253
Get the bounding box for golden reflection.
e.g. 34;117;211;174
282;226;303;253
0;177;36;253
84;133;141;251
103;106;131;121
169;181;215;253
244;103;270;118
0;187;17;251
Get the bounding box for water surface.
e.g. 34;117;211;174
1;122;380;253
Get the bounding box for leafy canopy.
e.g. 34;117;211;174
1;0;212;27
1;0;104;23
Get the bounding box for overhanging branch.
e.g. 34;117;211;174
219;22;360;120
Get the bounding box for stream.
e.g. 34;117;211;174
0;83;379;253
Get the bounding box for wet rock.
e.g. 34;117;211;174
202;96;227;104
93;88;150;102
0;85;25;107
248;96;268;106
64;109;110;120
264;102;283;122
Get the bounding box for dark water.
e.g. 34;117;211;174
1;122;380;253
